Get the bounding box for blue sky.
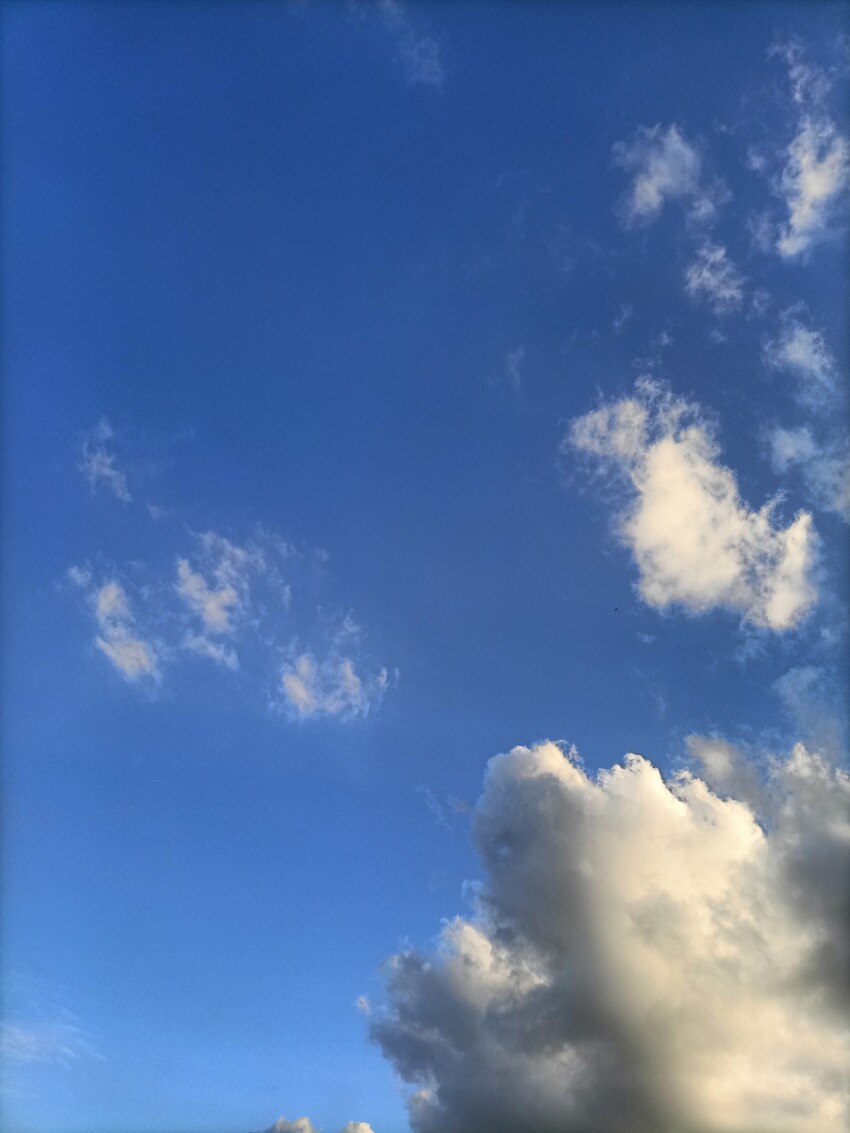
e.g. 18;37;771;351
1;4;848;1133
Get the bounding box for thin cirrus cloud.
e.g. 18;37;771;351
684;242;746;314
372;738;850;1133
78;417;131;503
348;0;444;90
612;123;725;226
566;380;817;631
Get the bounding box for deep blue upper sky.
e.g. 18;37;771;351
2;3;848;1132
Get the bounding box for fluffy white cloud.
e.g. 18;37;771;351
373;738;850;1133
78;418;131;502
567;381;817;630
263;1119;374;1133
763;315;839;411
613;124;723;226
279;651;389;721
684;242;745;313
766;426;850;523
68;572;160;682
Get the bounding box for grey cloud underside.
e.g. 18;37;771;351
371;741;850;1133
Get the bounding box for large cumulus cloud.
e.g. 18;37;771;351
372;739;849;1133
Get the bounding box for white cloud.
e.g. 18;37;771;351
279;650;389;721
613;124;724;226
763;43;850;257
684;242;745;313
567;380;818;630
78;418;131;502
175;531;266;635
763;315;839;411
182;632;239;670
0;1013;101;1069
777;116;849;257
373;738;850;1133
263;1120;374;1133
766;426;850;523
71;576;160;682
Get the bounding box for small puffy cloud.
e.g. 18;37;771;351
763;315;839;411
684;242;745;313
68;573;160;682
263;1120;374;1133
279;650;389;721
78;418;131;502
373;739;850;1133
566;380;817;630
613;124;723;226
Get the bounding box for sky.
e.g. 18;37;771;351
1;3;849;1132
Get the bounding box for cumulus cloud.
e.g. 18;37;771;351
262;1119;374;1133
279;650;389;721
684;242;745;313
372;739;850;1133
566;380;817;630
78;418;131;502
613;124;724;226
68;571;160;681
763;314;839;411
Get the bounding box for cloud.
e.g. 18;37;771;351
612;124;724;226
279;650;389;721
68;572;160;682
182;632;239;670
372;738;850;1133
763;314;839;411
351;0;444;89
767;43;850;257
78;418;131;502
684;243;745;313
505;346;525;391
0;1013;101;1069
765;426;850;523
175;531;266;635
566;380;817;630
262;1120;374;1133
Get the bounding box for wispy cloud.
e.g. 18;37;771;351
78;418;131;502
504;345;525;391
349;0;444;90
613;124;725;226
766;425;850;523
768;42;850;258
763;312;839;412
566;380;817;630
68;571;161;682
684;242;746;313
279;648;390;721
373;738;850;1133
